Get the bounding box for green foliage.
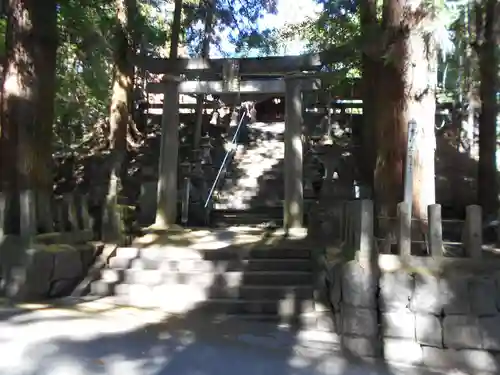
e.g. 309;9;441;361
279;0;361;93
0;18;6;57
284;0;479;100
53;0;168;152
184;0;278;56
48;0;279;151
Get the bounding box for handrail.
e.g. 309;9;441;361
204;108;248;209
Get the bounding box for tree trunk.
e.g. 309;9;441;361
151;0;183;228
374;0;407;226
476;0;498;216
460;4;476;154
33;0;57;233
193;0;214;150
404;21;437;228
104;0;135;243
374;0;437;252
359;0;379;195
1;0;55;235
170;0;182;59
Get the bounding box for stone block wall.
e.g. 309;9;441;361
326;260;500;373
0;235;101;301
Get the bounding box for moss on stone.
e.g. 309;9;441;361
33;243;77;252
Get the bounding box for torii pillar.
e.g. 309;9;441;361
284;76;304;230
154;76;181;228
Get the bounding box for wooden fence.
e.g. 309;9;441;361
336;200;500;273
0;191;94;243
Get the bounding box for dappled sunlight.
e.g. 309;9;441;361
0;298;413;375
216;121;285;210
131;225;309;250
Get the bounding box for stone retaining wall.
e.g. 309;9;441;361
0;234;101;301
326;259;500;373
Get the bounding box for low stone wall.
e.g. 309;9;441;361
325;258;500;373
0;233;101;301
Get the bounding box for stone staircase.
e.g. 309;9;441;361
209;121;317;228
87;229;333;332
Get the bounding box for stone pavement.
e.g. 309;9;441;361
0;298;466;375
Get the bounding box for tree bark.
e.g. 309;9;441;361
374;0;437;251
1;0;56;234
104;0;135;242
374;0;407;224
33;0;57;232
359;0;379;195
476;0;498;216
459;4;476;154
170;0;183;59
193;0;214;150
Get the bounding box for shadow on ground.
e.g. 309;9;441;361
2;107;497;375
1;227;484;375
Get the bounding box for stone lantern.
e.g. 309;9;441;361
210;109;219;126
179;160;192;179
200;134;213;166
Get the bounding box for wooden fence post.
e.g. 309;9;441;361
428;204;443;257
464;205;482;258
332;202;344;244
79;195;93;231
359;199;375;261
397;202;411;257
64;193;79;231
19;189;36;241
352;200;362;251
343;201;352;247
497;207;500;247
53;198;65;232
36;191;54;233
0;192;5;239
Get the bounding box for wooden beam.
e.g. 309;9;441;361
149;93;281;106
147;79;321;95
136;54;322;75
137;44;357;75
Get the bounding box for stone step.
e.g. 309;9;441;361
221;178;321;193
232;154;284;164
114;246;312;262
211;202;284;212
94;284;322;316
210;211;311;227
214;191;319;203
211;216;284;228
90;279;118;296
90;280;315;301
213;195;317;208
214;190;284;201
209;285;315;301
210;208;283;226
177;298;319;316
109;257;314;273
99;269;314;287
212;197;317;210
213;206;284;214
203;248;312;260
220;312;335;332
89;282;334;330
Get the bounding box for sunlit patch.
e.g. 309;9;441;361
14;303;51;310
216;122;286;210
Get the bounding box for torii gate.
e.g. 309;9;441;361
136;53;326;231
